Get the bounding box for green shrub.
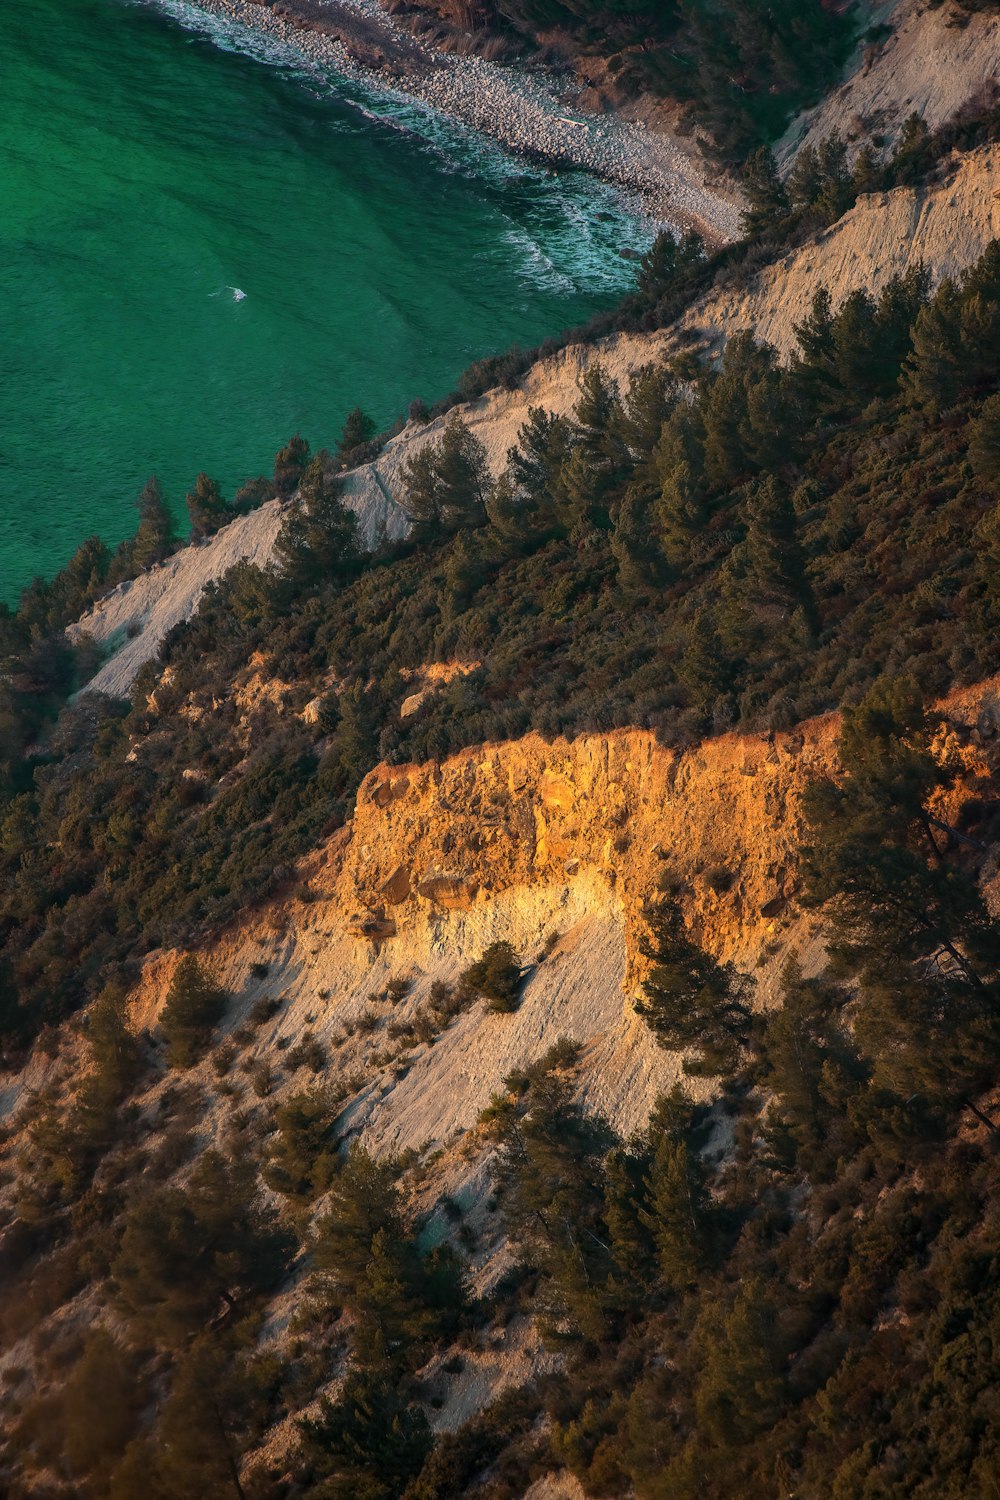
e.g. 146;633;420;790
459;941;523;1013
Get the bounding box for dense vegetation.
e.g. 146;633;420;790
3;682;1000;1497
5;62;1000;1499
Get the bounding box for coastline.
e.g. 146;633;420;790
145;0;742;240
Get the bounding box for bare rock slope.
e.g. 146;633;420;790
782;0;1000;162
109;672;1000;1161
120;716;839;1158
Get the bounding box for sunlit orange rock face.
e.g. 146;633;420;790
305;717;841;998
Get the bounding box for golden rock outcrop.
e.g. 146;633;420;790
310;718;843;999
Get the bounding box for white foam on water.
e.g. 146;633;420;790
134;0;651;297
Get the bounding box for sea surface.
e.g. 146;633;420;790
0;0;646;600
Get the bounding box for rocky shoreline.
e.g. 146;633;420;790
153;0;741;239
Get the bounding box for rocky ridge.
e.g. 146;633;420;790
113;714;835;1163
67;671;1000;1168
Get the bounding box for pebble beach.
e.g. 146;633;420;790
154;0;742;239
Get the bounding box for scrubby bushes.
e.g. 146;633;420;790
263;1088;338;1203
459;941;524;1013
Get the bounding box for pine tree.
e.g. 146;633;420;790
113;1150;292;1344
505;406;570;514
641;1132;708;1290
557;445;610;536
604;1148;655;1285
811;132;854;224
442;530;484;619
674;606;736;718
135;1337;269;1500
889;110;931;184
700;333;778;490
273;452;360;589
758;959;865;1175
740;145;789;236
87;982;141;1096
786;143;821;211
694;1279;786;1446
871;265;932;385
459;940;522;1012
132;476;176;569
353;1227;444;1366
299;1366;432;1500
263;1088;337;1202
231;474;273;515
186;473;229;541
636;230;704;308
657;460;706;572
483;1060;613;1333
741;476;815;624
159;954;229;1068
637;230;679;303
902;279;964;413
619;364;679;471
635;900;754;1075
273;433;310;497
830;288;883;396
572;364;629;502
58;1330;143;1483
313;1146;403;1302
401;416;489;541
792;284;837;407
802;678;1000;1128
851;143;880;197
611;487;662;593
434;414;489;528
327;679;379;789
400;443;443;543
337;406;377;467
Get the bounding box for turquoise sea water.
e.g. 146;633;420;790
0;0;644;600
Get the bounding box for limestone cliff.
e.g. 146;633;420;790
781;0;1000;163
325;720;838;989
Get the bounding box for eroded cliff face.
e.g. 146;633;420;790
782;0;1000;163
68;143;1000;699
115;716;842;1158
325;721;839;991
111;672;1000;1162
70;144;1000;699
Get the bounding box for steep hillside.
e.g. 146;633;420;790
69;143;1000;696
8;85;1000;1494
111;716;834;1154
96;671;1000;1158
782;0;1000;162
4;670;1000;1496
